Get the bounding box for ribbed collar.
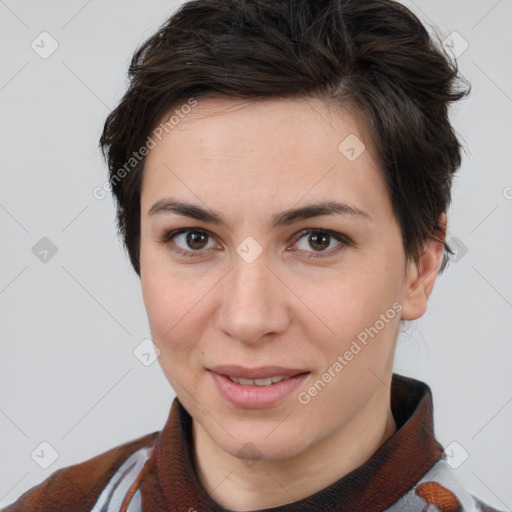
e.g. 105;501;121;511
152;373;444;511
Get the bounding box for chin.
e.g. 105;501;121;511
211;419;312;463
229;439;305;464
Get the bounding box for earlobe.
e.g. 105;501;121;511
400;214;447;321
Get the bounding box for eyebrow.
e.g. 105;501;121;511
148;198;371;228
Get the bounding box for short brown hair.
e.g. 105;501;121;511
99;0;470;277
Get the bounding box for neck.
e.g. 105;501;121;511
191;389;397;511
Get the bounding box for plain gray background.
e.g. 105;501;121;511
0;0;511;509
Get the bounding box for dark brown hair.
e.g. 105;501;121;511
99;0;470;277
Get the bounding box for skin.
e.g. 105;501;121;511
139;96;446;510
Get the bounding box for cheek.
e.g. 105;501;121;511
310;268;381;323
140;264;215;365
297;260;401;356
141;244;193;326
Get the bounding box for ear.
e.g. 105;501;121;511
400;213;447;321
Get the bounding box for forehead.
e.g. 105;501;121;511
141;96;388;222
147;95;372;158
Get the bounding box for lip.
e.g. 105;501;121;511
208;365;308;379
208;367;310;409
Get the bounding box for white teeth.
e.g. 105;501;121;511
254;378;273;386
227;375;291;386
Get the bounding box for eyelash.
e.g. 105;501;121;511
158;227;352;259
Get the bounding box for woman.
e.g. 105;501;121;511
3;0;505;510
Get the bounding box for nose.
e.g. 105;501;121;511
215;253;290;346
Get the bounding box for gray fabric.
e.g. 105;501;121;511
89;447;507;511
384;459;507;511
89;447;152;512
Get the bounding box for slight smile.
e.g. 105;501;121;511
207;365;311;409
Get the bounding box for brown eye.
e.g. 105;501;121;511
159;228;217;258
308;232;330;251
185;231;209;250
292;229;351;258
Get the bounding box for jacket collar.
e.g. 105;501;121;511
152;373;444;511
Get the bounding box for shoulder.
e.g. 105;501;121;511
1;430;159;512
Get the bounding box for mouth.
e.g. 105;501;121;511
223;374;298;386
208;364;309;380
207;365;311;409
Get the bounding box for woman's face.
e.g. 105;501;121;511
139;97;440;461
